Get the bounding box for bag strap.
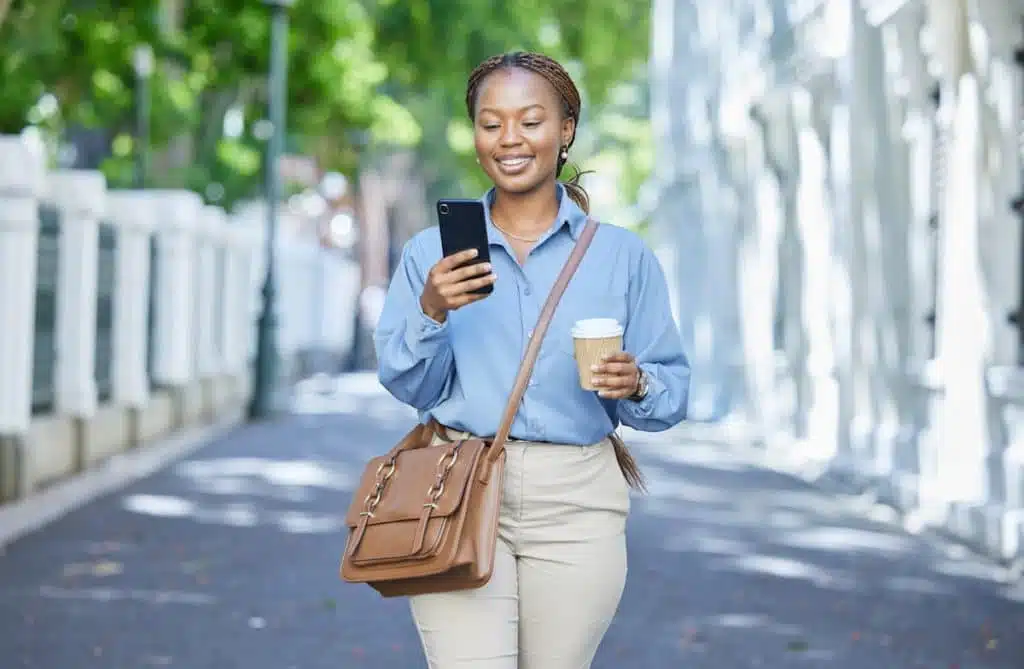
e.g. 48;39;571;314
480;217;599;476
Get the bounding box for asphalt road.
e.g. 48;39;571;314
0;373;1021;668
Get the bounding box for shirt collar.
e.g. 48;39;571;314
479;183;589;243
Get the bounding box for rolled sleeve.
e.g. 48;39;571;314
619;363;665;419
406;297;450;355
374;235;455;410
616;247;690;431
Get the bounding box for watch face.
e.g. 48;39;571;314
634;371;648;399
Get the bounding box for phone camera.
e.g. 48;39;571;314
438;203;450;215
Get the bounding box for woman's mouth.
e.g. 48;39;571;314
495;156;533;175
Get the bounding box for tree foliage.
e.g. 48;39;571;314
365;0;652;206
367;0;649;109
0;0;651;209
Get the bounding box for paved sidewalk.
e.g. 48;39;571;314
0;374;1020;668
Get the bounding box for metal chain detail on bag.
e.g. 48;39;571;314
361;456;397;517
425;444;461;508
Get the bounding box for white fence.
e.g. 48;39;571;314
0;133;359;501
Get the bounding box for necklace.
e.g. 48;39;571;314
491;217;542;243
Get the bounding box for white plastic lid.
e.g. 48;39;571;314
571;318;624;338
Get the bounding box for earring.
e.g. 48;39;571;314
560;146;569;160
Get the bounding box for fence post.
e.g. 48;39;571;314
0;135;46;501
232;202;268;379
49;170;106;468
219;223;241;377
222;222;256;390
195;205;224;417
106;191;156;444
150;190;202;426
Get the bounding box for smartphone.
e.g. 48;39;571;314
436;198;493;295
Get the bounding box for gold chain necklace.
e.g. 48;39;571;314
491;216;542;243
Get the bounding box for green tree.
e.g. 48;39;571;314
365;0;653;213
368;0;649;109
0;1;406;207
117;0;408;206
0;0;651;210
0;1;188;148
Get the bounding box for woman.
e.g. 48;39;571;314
374;51;690;669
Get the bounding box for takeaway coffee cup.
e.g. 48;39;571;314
571;318;624;390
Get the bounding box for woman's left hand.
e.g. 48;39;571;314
590;352;640;399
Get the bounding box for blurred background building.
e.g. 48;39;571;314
646;0;1024;567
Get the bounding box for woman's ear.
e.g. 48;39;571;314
562;117;576;147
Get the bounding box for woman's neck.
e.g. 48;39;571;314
490;181;559;238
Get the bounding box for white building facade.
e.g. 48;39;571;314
648;0;1024;566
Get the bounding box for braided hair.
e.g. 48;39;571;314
465;52;590;213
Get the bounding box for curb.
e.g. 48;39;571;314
0;410;245;551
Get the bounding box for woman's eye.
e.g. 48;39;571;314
522;121;541;128
482;124;500;130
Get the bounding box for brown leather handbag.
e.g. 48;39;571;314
339;218;600;597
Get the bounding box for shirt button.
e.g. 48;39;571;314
523;284;532;296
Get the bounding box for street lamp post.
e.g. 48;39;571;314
249;0;294;419
132;44;153;189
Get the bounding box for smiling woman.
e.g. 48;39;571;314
370;50;692;669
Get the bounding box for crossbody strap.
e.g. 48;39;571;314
483;217;599;471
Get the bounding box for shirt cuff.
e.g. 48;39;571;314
622;365;662;417
405;301;450;356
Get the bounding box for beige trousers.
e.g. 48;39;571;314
410;435;631;669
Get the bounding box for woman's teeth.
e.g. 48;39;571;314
497;157;531;171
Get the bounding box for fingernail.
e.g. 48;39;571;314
590;364;599;372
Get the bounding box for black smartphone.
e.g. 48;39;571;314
436;198;493;295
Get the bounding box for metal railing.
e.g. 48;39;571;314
95;221;116;401
31;211;122;411
31;205;59;414
214;245;227;364
147;236;159;387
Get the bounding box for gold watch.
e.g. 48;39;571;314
629;368;649;401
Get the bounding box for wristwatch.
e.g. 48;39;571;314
629;368;649;401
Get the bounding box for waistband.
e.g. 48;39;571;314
433;422;556;446
432;422;613;449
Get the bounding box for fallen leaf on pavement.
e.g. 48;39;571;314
786;640;809;652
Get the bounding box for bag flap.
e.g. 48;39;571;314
345;439;486;527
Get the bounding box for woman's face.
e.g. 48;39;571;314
472;67;575;196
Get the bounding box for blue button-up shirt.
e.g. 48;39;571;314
374;184;690;445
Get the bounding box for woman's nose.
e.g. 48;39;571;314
499;124;522;145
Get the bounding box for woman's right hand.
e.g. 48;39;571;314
419;249;496;323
